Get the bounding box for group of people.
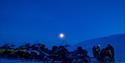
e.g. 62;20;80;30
0;43;114;63
92;44;114;63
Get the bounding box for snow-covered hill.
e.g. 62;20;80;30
75;33;125;62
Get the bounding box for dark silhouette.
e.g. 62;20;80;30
92;44;101;61
0;43;115;63
50;46;59;62
57;46;70;63
99;44;114;63
73;46;89;63
105;44;114;62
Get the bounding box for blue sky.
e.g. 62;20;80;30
0;0;125;46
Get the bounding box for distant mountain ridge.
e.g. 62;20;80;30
75;33;125;62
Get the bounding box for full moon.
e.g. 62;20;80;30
59;33;64;39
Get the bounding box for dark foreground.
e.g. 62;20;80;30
0;43;114;63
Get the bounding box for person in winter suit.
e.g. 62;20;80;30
105;44;114;62
92;44;101;60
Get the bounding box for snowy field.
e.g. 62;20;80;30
0;59;64;63
0;59;42;63
0;58;96;63
0;59;123;63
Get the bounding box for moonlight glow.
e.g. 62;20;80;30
59;33;64;39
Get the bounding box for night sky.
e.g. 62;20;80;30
0;0;125;46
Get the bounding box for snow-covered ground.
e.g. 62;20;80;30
0;58;121;63
0;59;42;63
0;59;63;63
